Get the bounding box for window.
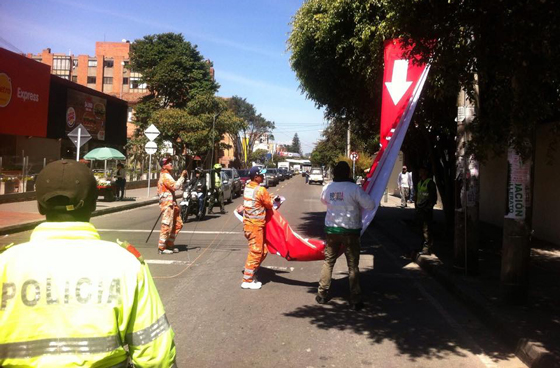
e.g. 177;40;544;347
123;77;129;85
71;76;77;82
103;60;114;68
130;76;146;90
72;59;78;68
88;59;97;67
53;56;71;71
87;76;96;84
103;77;113;85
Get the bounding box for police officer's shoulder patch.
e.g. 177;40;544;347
116;239;145;264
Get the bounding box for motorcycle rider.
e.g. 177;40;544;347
188;167;207;219
208;163;226;214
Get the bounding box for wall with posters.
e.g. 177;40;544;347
0;47;50;137
480;123;560;245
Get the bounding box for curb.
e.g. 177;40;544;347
0;199;159;236
414;253;560;368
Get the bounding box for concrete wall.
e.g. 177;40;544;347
480;123;560;245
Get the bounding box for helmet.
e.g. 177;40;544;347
36;159;98;212
249;166;266;179
213;163;222;170
194;167;203;173
159;157;172;167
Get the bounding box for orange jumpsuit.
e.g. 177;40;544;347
242;181;273;282
157;169;185;250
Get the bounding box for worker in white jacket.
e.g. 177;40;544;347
318;161;376;310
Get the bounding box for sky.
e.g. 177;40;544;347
0;0;326;154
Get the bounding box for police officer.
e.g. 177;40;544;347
0;159;176;367
208;163;226;214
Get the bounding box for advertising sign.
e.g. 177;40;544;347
506;148;532;219
66;89;106;141
0;47;50;137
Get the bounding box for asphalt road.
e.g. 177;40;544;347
2;176;525;368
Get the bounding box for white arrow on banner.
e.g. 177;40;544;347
385;59;413;105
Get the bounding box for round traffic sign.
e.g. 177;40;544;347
145;141;157;155
350;151;359;161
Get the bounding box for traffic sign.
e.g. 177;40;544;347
350;152;359;161
145;141;157;155
68;124;91;148
145;124;160;142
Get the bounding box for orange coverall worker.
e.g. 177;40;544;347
157;168;185;251
0;222;176;367
242;181;274;283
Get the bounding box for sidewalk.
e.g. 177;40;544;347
0;187;163;235
371;194;560;368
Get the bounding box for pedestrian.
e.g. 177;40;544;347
208;163;226;214
397;165;412;207
241;166;274;290
0;159;176;367
157;157;188;254
414;166;438;254
317;161;376;310
114;162;126;200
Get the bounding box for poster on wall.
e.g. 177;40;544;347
66;89;106;141
506;148;532;220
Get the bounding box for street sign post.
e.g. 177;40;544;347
145;141;158;198
145;124;160;142
350;151;359;179
68;124;91;161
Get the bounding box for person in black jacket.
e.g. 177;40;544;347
414;167;437;254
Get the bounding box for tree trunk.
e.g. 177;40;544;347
500;147;533;304
454;87;479;275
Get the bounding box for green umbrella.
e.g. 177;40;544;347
84;147;126;160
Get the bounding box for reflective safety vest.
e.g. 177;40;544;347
158;170;184;210
243;181;273;227
214;171;222;188
0;222;176;368
417;178;433;208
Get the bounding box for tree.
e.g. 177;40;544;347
129;33;219;110
248;149;269;165
227;96;275;167
290;133;302;155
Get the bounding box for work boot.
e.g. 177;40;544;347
241;281;262;290
315;295;328;304
420;246;432;255
158;248;174;255
220;209;227;214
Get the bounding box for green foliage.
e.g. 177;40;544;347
249;149;269;164
129;33;218;108
289;133;302;155
335;151;373;177
227;96;275;167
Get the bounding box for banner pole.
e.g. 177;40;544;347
76;127;81;161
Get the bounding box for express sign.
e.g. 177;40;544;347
0;48;50;137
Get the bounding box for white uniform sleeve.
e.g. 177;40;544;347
354;185;376;211
320;184;329;205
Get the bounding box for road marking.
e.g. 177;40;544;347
262;266;294;272
97;229;242;234
146;259;191;265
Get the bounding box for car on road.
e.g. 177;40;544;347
222;168;242;198
238;169;251;191
308;168;324;185
219;170;233;203
265;168;279;187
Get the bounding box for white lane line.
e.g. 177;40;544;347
97;229;242;234
145;259;191;265
262;266;294;272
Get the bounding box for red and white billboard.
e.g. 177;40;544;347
0;47;50;137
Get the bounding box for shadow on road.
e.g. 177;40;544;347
296;211;326;239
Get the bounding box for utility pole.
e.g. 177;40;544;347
454;81;480;275
346;121;351;157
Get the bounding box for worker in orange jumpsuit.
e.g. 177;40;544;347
157;157;188;254
241;166;274;289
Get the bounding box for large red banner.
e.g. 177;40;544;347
0;48;50;137
364;40;427;188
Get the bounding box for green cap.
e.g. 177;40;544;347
36;159;98;212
